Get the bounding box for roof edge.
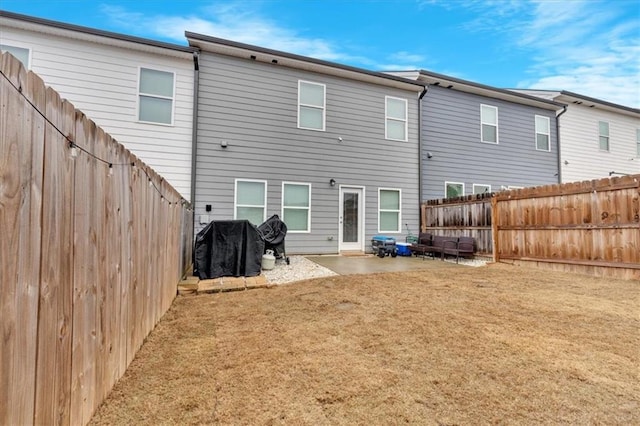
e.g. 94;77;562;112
560;90;640;115
186;31;424;91
0;10;196;54
417;69;565;109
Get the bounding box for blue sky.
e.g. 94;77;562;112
3;0;639;107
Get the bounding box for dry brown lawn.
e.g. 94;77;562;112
90;263;639;425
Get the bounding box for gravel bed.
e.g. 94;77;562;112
262;255;338;285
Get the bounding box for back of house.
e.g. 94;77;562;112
187;33;424;254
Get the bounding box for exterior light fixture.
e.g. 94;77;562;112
329;179;336;187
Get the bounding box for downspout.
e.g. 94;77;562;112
418;86;428;231
555;105;567;184
189;50;200;209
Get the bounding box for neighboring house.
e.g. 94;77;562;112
186;32;425;254
389;70;564;200
512;90;640;182
0;11;197;201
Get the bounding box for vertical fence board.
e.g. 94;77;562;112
0;54;44;426
34;86;75;425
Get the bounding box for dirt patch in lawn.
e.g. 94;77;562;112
90;263;639;425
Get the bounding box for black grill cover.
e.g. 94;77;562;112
258;214;287;258
193;220;265;279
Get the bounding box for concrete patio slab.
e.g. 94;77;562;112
306;254;462;275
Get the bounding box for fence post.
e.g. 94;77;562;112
491;195;499;263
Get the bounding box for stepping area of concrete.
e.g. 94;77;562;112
306;254;462;275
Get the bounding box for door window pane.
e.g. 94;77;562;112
343;193;358;243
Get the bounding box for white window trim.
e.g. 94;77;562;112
445;181;465;198
0;43;31;69
385;96;408;142
598;121;610;152
137;66;176;126
234;179;267;223
472;184;491;195
297;80;326;131
507;186;524;190
480;104;499;144
281;181;311;233
378;188;402;233
636;129;640;157
535;115;551;152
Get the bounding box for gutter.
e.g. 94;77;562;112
189;51;200;209
555;105;567;184
418;86;428;229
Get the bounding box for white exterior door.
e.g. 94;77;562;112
339;186;364;251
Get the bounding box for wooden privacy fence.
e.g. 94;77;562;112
421;193;493;254
1;53;192;425
421;175;639;279
493;175;640;280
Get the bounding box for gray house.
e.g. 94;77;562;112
187;33;425;254
392;71;564;200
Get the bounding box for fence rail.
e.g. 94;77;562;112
0;52;192;425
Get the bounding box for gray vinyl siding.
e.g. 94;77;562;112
421;85;559;200
195;53;420;254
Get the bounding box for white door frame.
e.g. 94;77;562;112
338;185;365;252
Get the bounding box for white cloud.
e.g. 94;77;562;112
98;3;425;70
451;0;640;107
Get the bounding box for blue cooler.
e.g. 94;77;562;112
396;242;411;256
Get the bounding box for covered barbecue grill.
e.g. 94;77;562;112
258;214;290;265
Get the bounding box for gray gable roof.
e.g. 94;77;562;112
185;31;425;92
0;10;197;55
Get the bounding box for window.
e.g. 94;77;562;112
473;184;491;195
535;115;550;151
598;121;609;151
138;68;174;125
298;81;325;131
386;96;408;141
378;188;401;232
445;182;464;199
636;129;639;157
282;182;311;233
480;104;498;143
235;179;267;225
0;44;29;68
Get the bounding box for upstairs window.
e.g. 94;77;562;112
138;68;175;125
535;115;550;151
282;182;311;233
598;121;610;151
0;44;29;68
385;97;408;141
378;188;401;232
445;182;464;199
235;179;267;225
298;81;325;131
636;129;639;157
481;104;498;143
